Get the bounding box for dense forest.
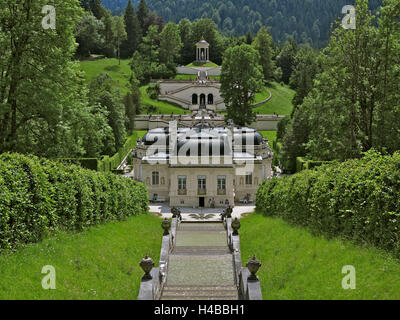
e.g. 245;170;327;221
102;0;382;47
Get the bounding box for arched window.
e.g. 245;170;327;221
207;94;213;105
152;171;159;185
192;94;198;105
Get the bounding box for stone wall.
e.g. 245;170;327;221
134;115;285;131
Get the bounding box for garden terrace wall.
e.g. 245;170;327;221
256;150;400;257
0;153;148;250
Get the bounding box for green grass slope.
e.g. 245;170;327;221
80;59;187;114
186;62;219;67
254;83;295;116
80;58;132;95
240;213;400;300
0;214;162;300
139;85;190;114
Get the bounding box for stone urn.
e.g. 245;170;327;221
140;255;154;280
246;256;262;281
231;217;240;235
162;218;171;235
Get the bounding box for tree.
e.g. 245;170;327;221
113;16;127;65
137;0;150;31
121;0;141;58
279;0;400;165
220;44;264;126
276;38;298;84
159;22;182;66
75;13;105;57
138;25;160;64
0;0;104;157
252;26;274;83
289;45;321;108
89;0;106;19
89;73;127;154
124;74;141;134
178;18;193;65
102;10;116;57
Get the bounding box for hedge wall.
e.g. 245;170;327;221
256;150;400;257
0;153;148;250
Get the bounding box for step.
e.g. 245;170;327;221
166;255;235;287
161;285;238;300
173;246;230;255
179;222;225;232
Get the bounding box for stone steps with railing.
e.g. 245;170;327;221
137;208;262;300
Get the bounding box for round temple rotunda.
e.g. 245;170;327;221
196;36;210;62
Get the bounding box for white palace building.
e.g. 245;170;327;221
132;119;273;208
131;37;273;208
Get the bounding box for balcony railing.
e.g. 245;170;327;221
178;189;187;195
198;189;206;195
217;189;226;195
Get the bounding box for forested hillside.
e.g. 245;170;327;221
102;0;381;46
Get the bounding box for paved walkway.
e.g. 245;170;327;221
161;222;238;300
149;203;255;221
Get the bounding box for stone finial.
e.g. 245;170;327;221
231;217;240;235
246;256;262;281
140;255;154;280
162;218;171;235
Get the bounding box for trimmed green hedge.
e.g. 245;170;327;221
0;153;148;250
256;150;400;257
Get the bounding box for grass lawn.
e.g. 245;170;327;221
174;74;197;80
259;130;277;147
254;82;295;115
186;62;219;68
139;85;190;115
0;214;162;300
79;58;133;95
254;87;272;104
240;212;400;300
80;58;187;114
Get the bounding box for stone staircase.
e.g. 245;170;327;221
160;222;238;300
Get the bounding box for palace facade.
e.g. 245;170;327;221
132;119;273;208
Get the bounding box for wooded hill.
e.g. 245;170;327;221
102;0;381;47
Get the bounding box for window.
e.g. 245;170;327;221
207;94;214;105
217;176;226;195
192;94;198;105
178;176;186;190
152;171;159;185
217;176;226;190
198;176;206;190
245;173;253;185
